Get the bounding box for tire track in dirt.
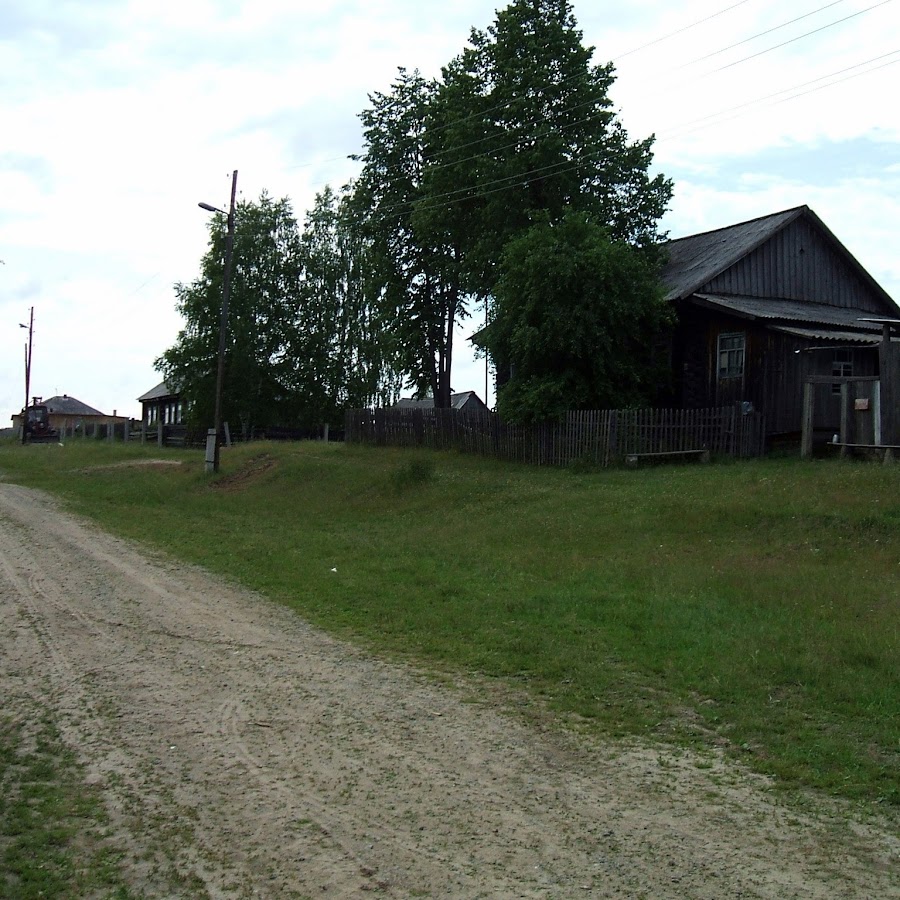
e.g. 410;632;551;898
1;482;897;899
0;505;256;896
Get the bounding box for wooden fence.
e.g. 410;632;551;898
345;404;766;467
135;422;340;450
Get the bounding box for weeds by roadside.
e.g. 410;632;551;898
0;707;133;899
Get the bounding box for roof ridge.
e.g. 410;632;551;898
664;205;807;245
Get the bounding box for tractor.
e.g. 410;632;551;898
23;401;58;443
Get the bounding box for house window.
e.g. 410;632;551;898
832;350;853;395
717;333;745;379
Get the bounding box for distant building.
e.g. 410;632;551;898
10;394;126;434
393;391;489;414
137;381;183;428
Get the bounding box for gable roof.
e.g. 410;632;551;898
395;391;487;410
661;207;802;301
660;205;897;313
43;395;104;417
137;380;178;402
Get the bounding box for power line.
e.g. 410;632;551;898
715;0;894;71
363;51;896;223
662;51;900;141
285;2;764;175
613;0;759;60
279;3;895;209
682;0;849;67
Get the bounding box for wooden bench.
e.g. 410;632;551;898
828;443;900;463
624;449;710;467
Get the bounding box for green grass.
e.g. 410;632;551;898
1;437;898;808
0;706;134;899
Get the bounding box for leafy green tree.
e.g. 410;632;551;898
351;69;466;407
423;0;673;419
294;186;402;419
158;193;303;435
421;0;672;299
478;213;671;422
350;1;672;417
159;189;400;433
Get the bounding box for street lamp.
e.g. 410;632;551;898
198;169;238;473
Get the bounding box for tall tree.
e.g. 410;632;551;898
294;186;402;419
158;193;303;435
428;0;673;419
159;189;400;433
350;1;673;418
351;69;465;408
420;0;672;300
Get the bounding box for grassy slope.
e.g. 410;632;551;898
1;438;897;807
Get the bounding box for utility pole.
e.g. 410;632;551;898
20;307;33;444
211;170;238;473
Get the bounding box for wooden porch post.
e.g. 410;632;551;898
879;324;897;445
801;381;815;459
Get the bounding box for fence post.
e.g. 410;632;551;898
800;382;815;459
607;411;618;466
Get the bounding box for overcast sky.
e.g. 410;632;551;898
2;0;898;420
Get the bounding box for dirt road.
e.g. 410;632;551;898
1;482;896;898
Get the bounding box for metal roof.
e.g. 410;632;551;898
43;395;105;416
691;294;887;331
660;205;897;314
767;326;882;344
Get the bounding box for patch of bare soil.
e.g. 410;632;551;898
77;459;184;473
0;482;897;899
211;453;278;492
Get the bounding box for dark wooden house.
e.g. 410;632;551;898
137;381;183;429
662;205;900;438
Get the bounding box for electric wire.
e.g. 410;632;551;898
662;52;900;141
612;0;758;60
715;0;894;71
286;0;764;173
361;50;896;223
682;0;849;67
279;2;895;219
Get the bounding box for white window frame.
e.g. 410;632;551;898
832;350;853;395
717;332;745;379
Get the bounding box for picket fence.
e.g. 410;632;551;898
345;404;766;466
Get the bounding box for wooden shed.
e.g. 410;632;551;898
661;206;900;439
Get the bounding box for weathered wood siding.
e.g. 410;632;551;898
701;219;884;311
674;306;879;434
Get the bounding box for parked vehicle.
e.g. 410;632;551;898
23;403;58;443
